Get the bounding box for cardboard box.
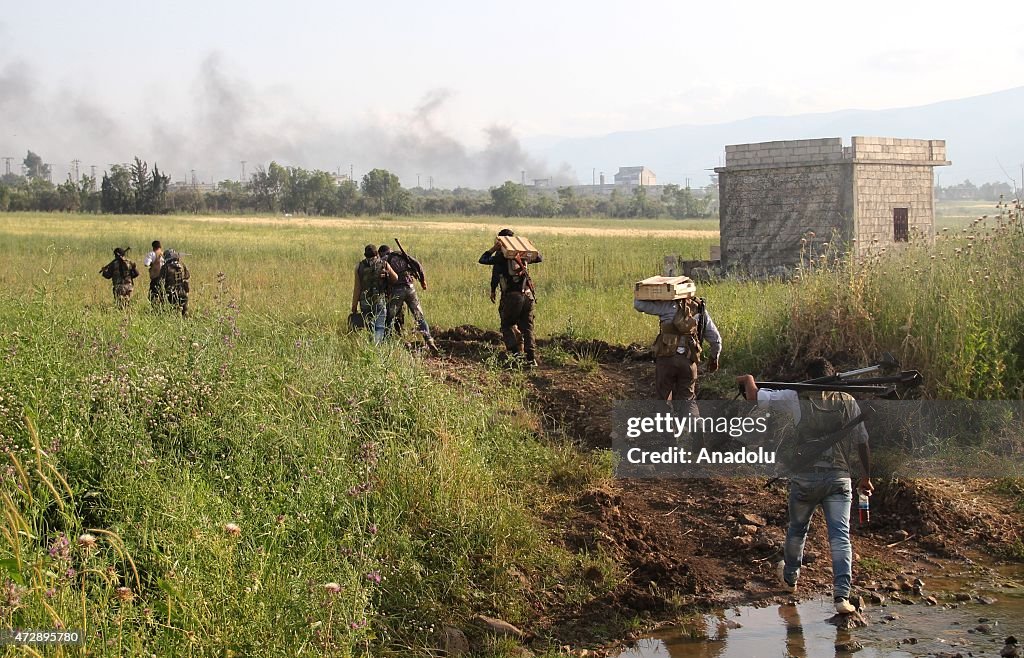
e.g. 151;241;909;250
498;236;540;262
634;275;696;301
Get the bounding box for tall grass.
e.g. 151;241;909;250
0;294;609;655
786;197;1024;398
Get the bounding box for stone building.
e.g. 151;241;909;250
714;137;949;272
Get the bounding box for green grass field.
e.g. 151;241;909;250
1;204;1021;656
0;212;784;362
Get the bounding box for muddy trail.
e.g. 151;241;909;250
430;327;1024;652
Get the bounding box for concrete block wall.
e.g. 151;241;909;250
719;163;854;271
724;138;846;168
850;136;947;163
853;164;936;248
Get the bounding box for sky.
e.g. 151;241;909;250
1;0;1022;187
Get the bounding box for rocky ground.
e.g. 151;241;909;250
430;327;1024;655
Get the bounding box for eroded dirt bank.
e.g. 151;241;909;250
430;327;1024;653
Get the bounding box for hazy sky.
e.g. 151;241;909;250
2;0;1022;186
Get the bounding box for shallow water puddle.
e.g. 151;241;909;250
616;567;1023;658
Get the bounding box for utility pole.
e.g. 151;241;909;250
191;169;198;188
592;168;595;186
428;175;433;190
71;159;81;181
417;173;421;188
350;164;354;181
240;161;246;183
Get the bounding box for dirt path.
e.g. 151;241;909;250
431;327;1024;648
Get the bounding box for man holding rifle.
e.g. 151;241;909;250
379;241;439;354
737;357;872;616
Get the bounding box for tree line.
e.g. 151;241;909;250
1;150;717;219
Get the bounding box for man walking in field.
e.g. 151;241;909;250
379;244;439;354
633;293;720;410
351;244;397;344
478;229;541;368
160;249;191;317
736;358;873;615
99;247;140;309
144;240;165;308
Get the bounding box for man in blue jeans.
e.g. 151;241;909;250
737;358;873;615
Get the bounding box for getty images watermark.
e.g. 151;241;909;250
611;400;1024;479
623;411;772;466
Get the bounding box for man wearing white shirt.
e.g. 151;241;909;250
737;358;873;615
143;240;164;307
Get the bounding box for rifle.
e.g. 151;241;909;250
394;238;425;289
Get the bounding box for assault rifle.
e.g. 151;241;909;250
394;238;426;289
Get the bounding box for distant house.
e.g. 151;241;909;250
614;166;657;186
714;137;950;272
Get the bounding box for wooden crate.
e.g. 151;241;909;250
498;236;540;262
634;275;696;301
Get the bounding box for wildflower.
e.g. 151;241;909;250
276;514;286;525
65;567;77;580
367;523;378;536
78;533;98;552
114;587;134;602
49;533;71;561
347;481;372;497
359;442;379;465
2;580;26;609
364;570;382;584
224;523;242;537
44;588;56;599
323;582;342;594
350;618;368;630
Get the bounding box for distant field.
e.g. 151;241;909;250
0;212;782;355
935;199;1004;228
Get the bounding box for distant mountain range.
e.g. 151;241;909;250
526;86;1024;188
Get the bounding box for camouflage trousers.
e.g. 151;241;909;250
386;286;430;337
112;284;133;308
167;288;189;317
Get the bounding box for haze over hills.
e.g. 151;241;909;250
527;86;1024;188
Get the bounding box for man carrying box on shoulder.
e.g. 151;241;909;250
479;228;542;368
633;289;721;409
